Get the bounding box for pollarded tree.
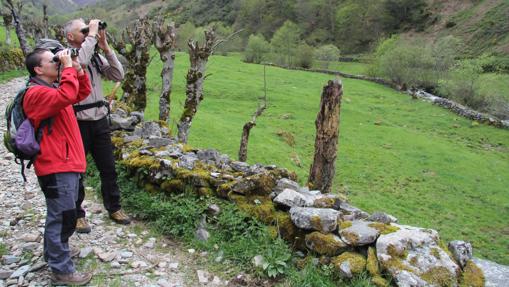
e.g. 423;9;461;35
110;17;152;112
1;8;12;45
153;17;177;123
2;0;30;56
177;28;216;143
243;34;270;64
270;20;301;67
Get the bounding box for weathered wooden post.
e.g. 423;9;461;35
110;17;152;112
308;79;343;193
153;17;177;123
238;65;267;162
177;28;215;143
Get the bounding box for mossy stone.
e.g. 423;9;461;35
367;247;381;277
460;260;485;287
305;232;347;256
420;266;456;287
332;252;367;276
368;222;400;235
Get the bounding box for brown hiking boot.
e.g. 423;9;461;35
75;217;91;233
109;209;131;225
51;271;92;286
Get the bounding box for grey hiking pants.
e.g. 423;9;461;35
37;172;80;274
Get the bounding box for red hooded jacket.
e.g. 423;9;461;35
23;67;92;176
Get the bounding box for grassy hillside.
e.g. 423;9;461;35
103;52;509;265
425;0;509;55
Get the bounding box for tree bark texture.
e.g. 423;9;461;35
153;17;176;123
177;29;215;143
239;122;255;162
308;79;343;193
1;11;12;45
4;0;30;56
42;3;48;38
110;17;152;112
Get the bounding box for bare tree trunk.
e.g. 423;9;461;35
42;2;48;38
238;65;268;162
308;79;343;193
4;0;30;56
110;17;152;112
177;29;215;143
153;17;176;123
1;11;12;45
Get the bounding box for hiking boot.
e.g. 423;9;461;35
109;209;131;225
51;271;92;286
75;217;91;233
70;246;80;258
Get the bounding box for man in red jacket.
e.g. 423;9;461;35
23;48;92;285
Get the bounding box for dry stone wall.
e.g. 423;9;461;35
110;110;490;286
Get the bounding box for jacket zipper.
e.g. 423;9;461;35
65;142;69;161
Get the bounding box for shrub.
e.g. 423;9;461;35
314;44;340;69
243;34;270;64
295;43;314;69
372;38;436;89
0;47;24;73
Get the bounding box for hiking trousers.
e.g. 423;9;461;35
76;117;121;218
38;172;79;274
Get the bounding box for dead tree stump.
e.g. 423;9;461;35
238;65;268;162
308;79;343;193
110;17;152;112
177;28;215;143
153;17;176;123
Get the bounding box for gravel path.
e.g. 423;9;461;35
0;78;227;287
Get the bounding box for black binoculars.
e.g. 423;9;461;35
52;48;79;62
80;21;107;34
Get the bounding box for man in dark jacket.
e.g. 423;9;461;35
24;48;92;285
63;18;130;233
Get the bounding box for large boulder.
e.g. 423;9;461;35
376;225;460;287
289;207;340;233
339;220;381;246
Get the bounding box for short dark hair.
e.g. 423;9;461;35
25;48;50;77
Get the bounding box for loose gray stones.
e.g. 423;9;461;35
289;207;340;233
274;189;311;207
448;240;472;269
339;220;380;246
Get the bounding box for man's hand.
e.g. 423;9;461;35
97;29;111;54
88;19;100;37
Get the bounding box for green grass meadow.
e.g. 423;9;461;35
104;51;509;264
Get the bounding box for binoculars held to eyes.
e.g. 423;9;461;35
52;48;79;62
80;21;107;34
